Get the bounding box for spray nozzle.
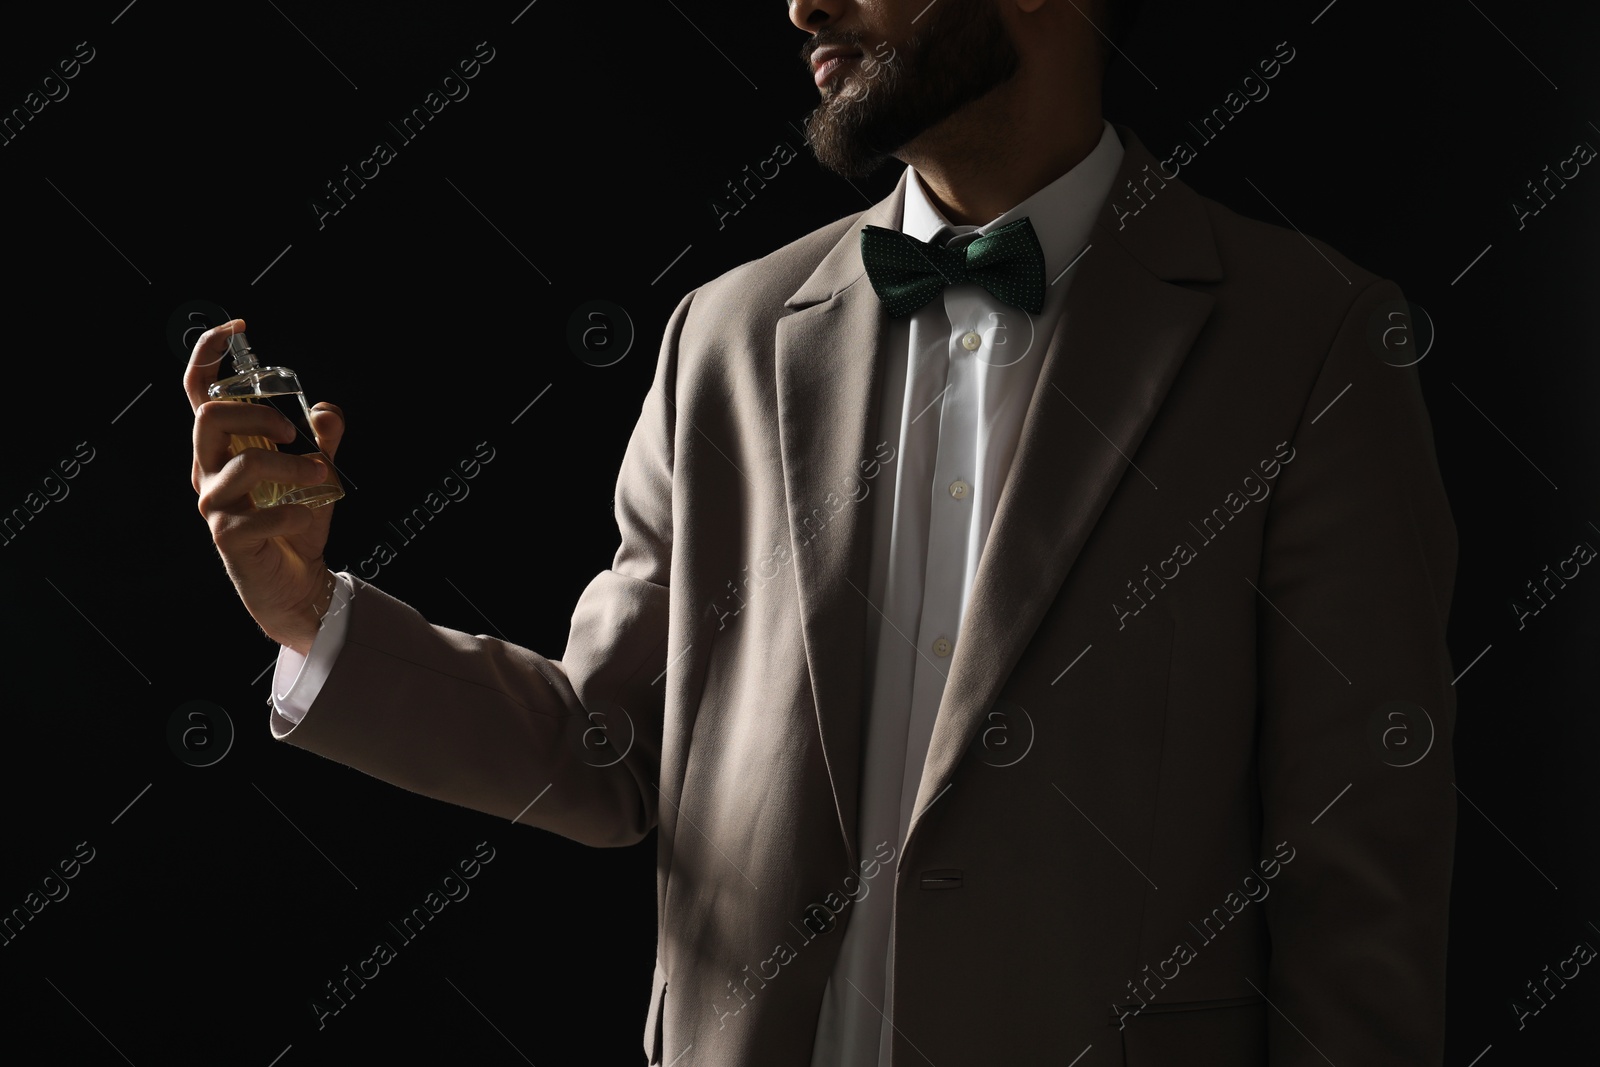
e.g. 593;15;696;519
226;331;259;372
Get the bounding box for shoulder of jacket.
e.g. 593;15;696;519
1197;193;1388;302
1185;192;1403;360
685;208;868;323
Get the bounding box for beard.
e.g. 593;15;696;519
801;0;1022;179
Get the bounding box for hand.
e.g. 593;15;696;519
185;318;345;656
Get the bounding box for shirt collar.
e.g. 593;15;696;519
899;118;1124;280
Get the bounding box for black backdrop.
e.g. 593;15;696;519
2;0;1596;1063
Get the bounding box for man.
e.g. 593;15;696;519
187;0;1459;1064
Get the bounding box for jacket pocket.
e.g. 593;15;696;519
644;961;668;1064
1118;996;1265;1066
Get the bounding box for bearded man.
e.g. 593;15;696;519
187;1;1458;1063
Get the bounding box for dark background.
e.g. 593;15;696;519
2;0;1596;1063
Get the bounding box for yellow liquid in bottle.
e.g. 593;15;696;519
225;395;343;509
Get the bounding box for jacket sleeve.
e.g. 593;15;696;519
1253;277;1458;1065
268;288;696;848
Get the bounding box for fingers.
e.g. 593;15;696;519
205;486;319;555
182;319;246;412
193;398;298;478
308;402;345;462
197;447;331;518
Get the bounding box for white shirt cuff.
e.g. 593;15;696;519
271;572;355;727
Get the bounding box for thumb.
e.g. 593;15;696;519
308;402;344;461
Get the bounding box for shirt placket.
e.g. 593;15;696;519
896;279;986;841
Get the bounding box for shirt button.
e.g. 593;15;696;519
948;479;969;500
932;636;952;657
961;331;982;351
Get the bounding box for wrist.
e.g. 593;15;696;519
272;566;336;657
310;566;337;621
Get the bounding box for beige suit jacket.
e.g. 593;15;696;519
274;125;1459;1066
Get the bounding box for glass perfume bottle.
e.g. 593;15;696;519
206;332;344;509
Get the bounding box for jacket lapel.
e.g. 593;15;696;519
773;172;908;871
773;128;1224;868
907;127;1222;838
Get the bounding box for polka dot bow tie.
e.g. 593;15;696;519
859;216;1046;319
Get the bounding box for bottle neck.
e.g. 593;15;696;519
227;333;261;374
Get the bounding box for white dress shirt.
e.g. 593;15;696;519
271;120;1124;1067
808;120;1123;1067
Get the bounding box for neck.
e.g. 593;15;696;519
898;77;1104;227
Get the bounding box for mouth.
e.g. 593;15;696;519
812;48;862;88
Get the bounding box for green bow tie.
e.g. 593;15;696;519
860;216;1047;319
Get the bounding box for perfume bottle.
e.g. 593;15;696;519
206;332;344;509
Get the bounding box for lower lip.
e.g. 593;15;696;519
814;55;859;88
